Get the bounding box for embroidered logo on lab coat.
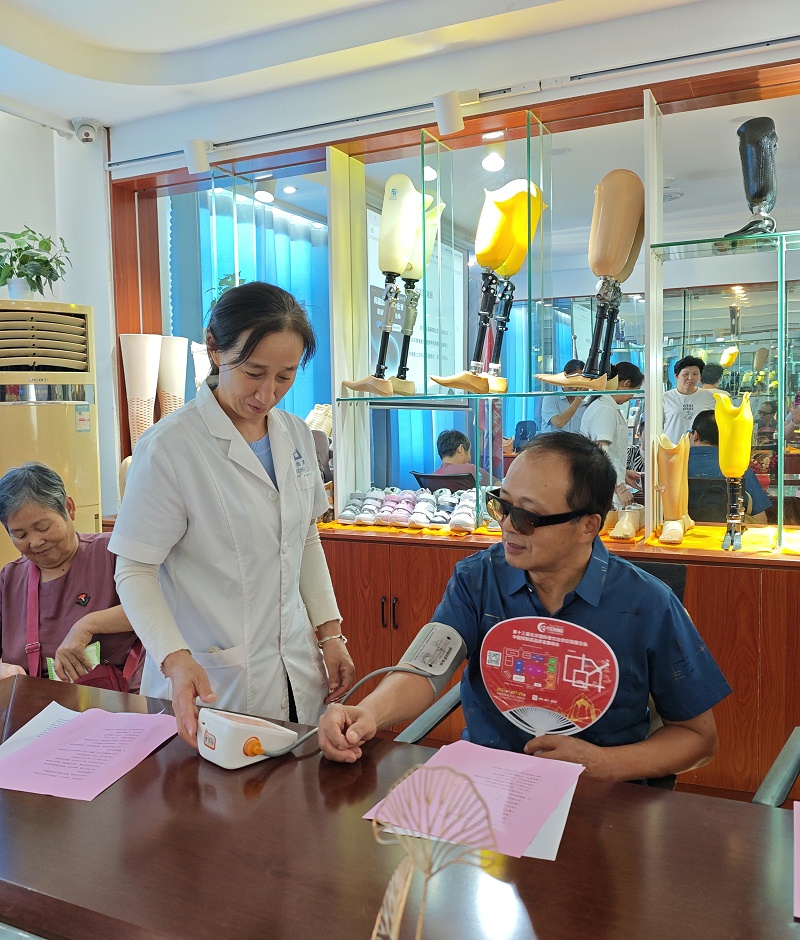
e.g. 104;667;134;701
293;449;312;477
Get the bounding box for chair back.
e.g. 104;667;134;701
687;477;728;523
411;471;477;493
513;420;538;451
311;429;333;483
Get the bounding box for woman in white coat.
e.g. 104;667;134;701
110;282;354;746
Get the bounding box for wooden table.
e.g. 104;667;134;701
1;676;798;940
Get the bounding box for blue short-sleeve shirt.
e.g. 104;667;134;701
431;539;731;752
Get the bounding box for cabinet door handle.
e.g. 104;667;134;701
391;596;399;630
380;595;387;628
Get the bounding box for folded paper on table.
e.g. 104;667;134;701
0;707;177;800
365;739;583;858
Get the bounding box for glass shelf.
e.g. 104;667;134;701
652;231;800;262
337;389;645;405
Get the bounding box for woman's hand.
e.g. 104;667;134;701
161;650;217;747
53;615;97;682
320;638;355;704
0;661;25;680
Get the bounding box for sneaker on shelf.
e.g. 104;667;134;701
428;493;458;529
337;491;365;525
374;492;402;525
389;490;418;527
355;489;385;525
449;492;477;534
408;493;437;528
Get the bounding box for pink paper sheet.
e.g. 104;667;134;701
0;708;177;801
366;739;583;857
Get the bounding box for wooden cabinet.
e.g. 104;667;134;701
322;533;482;741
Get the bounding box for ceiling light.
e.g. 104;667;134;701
312;222;324;229
254;179;276;203
482;151;504;172
282;185;298;194
423;165;438;182
482;131;505;141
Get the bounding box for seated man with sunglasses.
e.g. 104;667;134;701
319;433;730;783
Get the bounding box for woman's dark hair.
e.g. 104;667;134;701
614;361;644;389
0;462;68;528
206;282;317;376
521;432;615;520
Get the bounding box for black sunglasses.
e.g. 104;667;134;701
485;488;587;536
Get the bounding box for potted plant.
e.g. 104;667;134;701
0;225;71;299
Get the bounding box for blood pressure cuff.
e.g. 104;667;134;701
398;622;467;696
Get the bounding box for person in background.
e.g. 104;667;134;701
689;410;771;522
0;462;140;688
662;356;717;444
580;362;644;508
319;433;730;783
700;362;729;396
756;400;778;446
434;429;489;484
109;282;354;747
541;358;590;433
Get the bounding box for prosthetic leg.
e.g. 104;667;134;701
723;117;778;240
537;169;644;390
715;392;754;551
432;180;544;394
656;433;692;545
608;504;645;540
390;198;445;396
343;174;425;396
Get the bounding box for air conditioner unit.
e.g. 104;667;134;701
0;299;102;566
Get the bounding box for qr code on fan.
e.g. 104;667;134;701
485;651;501;667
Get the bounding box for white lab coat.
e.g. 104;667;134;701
109;379;331;723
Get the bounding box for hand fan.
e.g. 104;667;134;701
480;616;618;737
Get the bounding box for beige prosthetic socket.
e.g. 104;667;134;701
657;433;689;544
588;169;646;280
120;333;162;448
600;510;619;535
157;335;188;417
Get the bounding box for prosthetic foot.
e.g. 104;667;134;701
583;170;645;379
716;392;753;551
535;371;610;391
608;504;645;540
599;510;619;536
720;117;778;244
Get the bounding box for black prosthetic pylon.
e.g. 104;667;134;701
470;270;499;374
373;274;400;380
583;277;621;378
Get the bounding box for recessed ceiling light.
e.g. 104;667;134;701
481;151;505;172
423;165;438;182
254;190;275;204
312;222;324;229
550;147;571;157
254;172;274;181
482;131;505;140
282;185;297;194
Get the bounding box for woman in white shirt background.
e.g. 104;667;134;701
580;361;645;507
110;282;354;746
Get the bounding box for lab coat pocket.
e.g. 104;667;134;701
193;645;248;712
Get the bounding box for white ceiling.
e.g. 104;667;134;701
0;0;764;127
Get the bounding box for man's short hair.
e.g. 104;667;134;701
674;355;705;377
691;409;719;446
563;358;585;375
701;363;724;385
437;429;470;460
521;432;615;520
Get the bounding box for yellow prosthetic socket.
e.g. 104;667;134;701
474;180;545;273
716;393;753;477
720;346;740;369
433;181;545;394
657;433;690;544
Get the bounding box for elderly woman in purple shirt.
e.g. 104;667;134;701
0;462;140;688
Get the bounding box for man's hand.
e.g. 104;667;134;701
161;650;217;747
53;615;97;682
318;702;377;762
320;639;355;704
0;661;25;680
523;734;611;777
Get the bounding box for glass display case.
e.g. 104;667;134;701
651;231;800;548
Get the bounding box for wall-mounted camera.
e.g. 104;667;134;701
71;118;102;144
